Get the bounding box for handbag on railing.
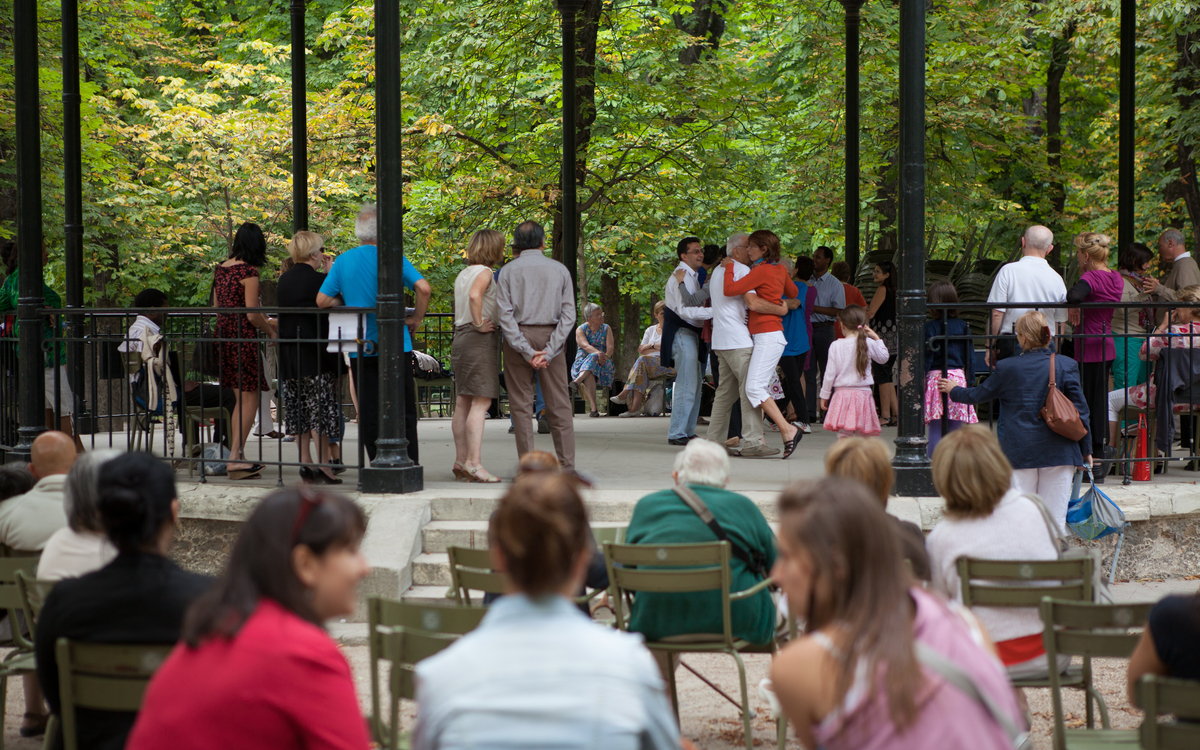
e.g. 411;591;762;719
1040;353;1087;441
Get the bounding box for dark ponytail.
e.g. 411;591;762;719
97;452;177;555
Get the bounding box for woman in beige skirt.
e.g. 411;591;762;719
451;229;504;482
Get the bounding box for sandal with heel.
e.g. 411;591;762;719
464;464;501;483
453;462;470;481
781;429;802;460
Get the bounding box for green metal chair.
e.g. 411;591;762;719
1138;674;1200;749
54;639;173;750
182;403;233;478
957;555;1094;691
447;533;619;610
367;597;487;749
0;558;38;750
13;570;54;641
603;540;778;750
1040;597;1153;750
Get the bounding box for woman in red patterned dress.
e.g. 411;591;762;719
214;223;277;479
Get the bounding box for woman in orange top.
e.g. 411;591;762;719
723;230;803;458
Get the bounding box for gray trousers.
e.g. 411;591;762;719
706;348;765;446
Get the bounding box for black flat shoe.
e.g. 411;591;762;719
668;437;690;446
299;466;315;481
309;469;344;485
330;458;347;475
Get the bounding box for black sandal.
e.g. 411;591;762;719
781;430;802;459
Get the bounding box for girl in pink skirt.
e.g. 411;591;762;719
820;305;890;438
923;281;978;456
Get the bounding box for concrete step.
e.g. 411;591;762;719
401;584;455;605
422;520;628;553
413;553;452;586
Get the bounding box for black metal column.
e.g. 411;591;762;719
892;0;934;495
842;0;863;274
1118;0;1135;246
360;0;422;493
62;0;92;434
11;0;45;462
291;0;308;233
558;1;581;311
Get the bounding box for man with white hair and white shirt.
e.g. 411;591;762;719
987;224;1068;364
682;233;786;457
624;439;778;650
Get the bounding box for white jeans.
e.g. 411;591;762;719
1011;465;1076;535
745;331;786;409
1107;387;1138;422
43;365;74;415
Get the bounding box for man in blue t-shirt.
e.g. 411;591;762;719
317;203;431;464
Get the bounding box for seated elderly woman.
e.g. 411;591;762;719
926;424;1069;682
625;439;776;646
38;448;121;581
413;473;680;750
570;303;615;417
610;301;675;417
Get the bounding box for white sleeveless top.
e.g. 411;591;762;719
453;265;498;327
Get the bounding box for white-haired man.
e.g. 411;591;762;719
318;203;432;464
1144;228;1200;304
987;224;1067;364
624;439;777;648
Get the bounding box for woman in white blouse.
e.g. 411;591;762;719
609;301;675;417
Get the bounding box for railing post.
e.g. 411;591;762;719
62;0;93;435
892;0;934;495
842;0;863;275
360;0;422;493
11;0;45;462
291;0;308;233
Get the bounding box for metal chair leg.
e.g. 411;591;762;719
730;650;753;750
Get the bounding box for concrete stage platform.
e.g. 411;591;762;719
151;415;1200;618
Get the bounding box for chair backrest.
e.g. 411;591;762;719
591;525;625;547
446;546;508;605
956;556;1093;608
603;541;734;647
1138;675;1200;749
0;557;38;650
55;639;173;750
14;570;54;639
1041;597;1153;750
367;597;487;749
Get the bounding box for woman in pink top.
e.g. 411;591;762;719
770;478;1024;750
127;488;371;750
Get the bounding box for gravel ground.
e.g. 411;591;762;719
4;579;1195;749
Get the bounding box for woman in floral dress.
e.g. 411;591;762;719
213;222;277;479
570;303;615;417
1104;286;1200;449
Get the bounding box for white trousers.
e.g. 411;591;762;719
1011;465;1076;535
1107;388;1138;422
745;331;786;409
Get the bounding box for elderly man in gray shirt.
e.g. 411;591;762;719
497;221;577;471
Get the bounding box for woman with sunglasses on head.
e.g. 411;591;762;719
35;452;211;750
413;473;680;750
127;488;371;750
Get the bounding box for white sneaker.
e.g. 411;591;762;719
619;409;643;418
796;422;812;434
610;391;629;405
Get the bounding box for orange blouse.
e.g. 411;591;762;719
723;262;798;335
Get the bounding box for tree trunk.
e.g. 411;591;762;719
619;293;641;378
1167;27;1200;253
600;270;621;370
673;0;728;64
1045;23;1075;272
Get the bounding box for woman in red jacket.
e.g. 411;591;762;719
127;488;371;750
723;229;803;458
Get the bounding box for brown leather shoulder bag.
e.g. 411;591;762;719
1040;352;1088;441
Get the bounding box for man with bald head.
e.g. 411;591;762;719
987;225;1068;364
0;431;72;553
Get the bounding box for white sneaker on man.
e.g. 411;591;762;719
796;422;812;435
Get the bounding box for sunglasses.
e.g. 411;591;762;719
290;486;326;546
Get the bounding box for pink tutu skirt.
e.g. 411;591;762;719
824;387;881;436
924;370;978;424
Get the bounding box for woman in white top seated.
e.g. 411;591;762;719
413;473;680;750
38;449;120;581
610;301;675;417
925;424;1070;681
